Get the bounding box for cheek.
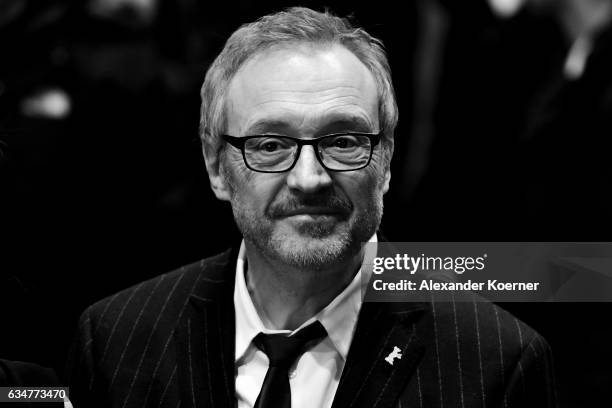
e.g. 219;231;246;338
369;154;390;187
334;169;383;205
222;156;286;210
221;149;257;195
224;150;250;179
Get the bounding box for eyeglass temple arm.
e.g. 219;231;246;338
221;135;247;149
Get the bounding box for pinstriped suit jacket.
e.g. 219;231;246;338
66;247;557;408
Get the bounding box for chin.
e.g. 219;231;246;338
291;217;340;238
267;226;357;270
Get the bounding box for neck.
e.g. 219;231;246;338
244;242;363;331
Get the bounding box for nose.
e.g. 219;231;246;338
286;145;333;193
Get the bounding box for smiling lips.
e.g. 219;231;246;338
281;207;343;217
277;207;349;223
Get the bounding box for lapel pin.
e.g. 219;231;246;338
384;346;403;365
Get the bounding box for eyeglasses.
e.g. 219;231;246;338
221;131;383;173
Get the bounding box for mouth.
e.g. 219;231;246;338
282;214;340;225
272;205;349;237
279;207;344;218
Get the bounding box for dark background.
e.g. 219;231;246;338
1;0;611;406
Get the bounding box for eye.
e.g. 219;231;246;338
262;141;280;152
249;137;293;153
332;136;358;149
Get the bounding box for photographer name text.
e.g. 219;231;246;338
372;279;540;292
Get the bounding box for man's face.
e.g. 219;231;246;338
212;43;391;269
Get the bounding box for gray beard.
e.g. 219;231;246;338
231;195;383;271
221;157;385;270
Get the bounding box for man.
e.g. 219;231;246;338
66;7;556;408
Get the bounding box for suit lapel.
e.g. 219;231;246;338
175;248;238;408
332;301;428;408
173;241;427;408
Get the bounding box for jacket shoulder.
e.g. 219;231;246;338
81;248;234;338
0;359;60;386
430;297;548;361
417;298;555;406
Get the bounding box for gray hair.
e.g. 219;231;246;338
199;6;398;159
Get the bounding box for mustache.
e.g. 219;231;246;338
267;191;353;218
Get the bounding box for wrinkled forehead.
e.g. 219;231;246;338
225;43;379;136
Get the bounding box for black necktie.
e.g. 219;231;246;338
252;321;327;408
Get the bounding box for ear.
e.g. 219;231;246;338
382;167;391;195
381;137;394;194
202;141;232;202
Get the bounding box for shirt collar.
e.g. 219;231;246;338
234;234;377;363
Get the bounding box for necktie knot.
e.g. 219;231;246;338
253;321;327;368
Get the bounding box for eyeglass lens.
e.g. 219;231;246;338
243;135;372;171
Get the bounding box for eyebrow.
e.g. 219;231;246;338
244;120;292;135
243;114;375;136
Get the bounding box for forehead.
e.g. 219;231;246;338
225;43;379;135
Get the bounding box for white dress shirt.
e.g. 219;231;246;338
234;235;377;408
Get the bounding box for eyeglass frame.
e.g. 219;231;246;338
221;131;384;173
